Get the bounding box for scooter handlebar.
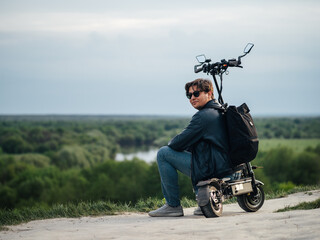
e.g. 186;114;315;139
194;58;244;74
194;65;203;73
228;59;240;67
195;63;210;73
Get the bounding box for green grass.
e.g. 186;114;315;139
1;186;319;230
275;198;320;212
259;139;320;152
0;197;197;230
0;200;121;229
264;185;320;200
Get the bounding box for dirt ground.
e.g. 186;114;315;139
1;190;319;240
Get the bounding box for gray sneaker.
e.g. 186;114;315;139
193;206;203;215
148;204;184;217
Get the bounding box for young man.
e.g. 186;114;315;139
148;78;234;217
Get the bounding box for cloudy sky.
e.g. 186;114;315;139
1;0;319;116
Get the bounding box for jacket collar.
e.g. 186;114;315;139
202;99;221;109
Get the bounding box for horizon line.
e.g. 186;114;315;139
0;113;319;118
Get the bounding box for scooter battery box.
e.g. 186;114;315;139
230;180;253;195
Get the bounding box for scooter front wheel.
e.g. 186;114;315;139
237;185;265;212
200;186;223;218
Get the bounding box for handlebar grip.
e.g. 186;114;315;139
194;65;203;73
228;59;239;67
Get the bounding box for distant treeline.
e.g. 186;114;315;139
0;116;319;209
0;116;190;165
0;116;319;156
254;117;320;139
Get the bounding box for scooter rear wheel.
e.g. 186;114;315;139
200;186;223;218
237;185;265;212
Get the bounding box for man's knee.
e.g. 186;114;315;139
157;146;171;163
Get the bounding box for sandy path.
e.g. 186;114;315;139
1;190;319;240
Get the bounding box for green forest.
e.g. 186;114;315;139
0;115;319;210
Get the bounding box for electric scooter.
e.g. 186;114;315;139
194;43;265;217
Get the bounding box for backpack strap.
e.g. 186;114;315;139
208;100;228;113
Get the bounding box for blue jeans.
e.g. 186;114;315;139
156;146;193;207
156;146;239;207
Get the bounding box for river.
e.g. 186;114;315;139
115;148;158;163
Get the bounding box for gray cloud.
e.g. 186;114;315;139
0;0;319;115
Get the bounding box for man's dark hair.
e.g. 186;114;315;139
185;78;214;98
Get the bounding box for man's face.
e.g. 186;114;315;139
188;86;212;110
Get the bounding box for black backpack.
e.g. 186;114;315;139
217;103;259;166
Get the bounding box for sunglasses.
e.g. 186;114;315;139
186;91;201;99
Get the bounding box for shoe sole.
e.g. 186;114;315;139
193;212;203;215
148;212;184;217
